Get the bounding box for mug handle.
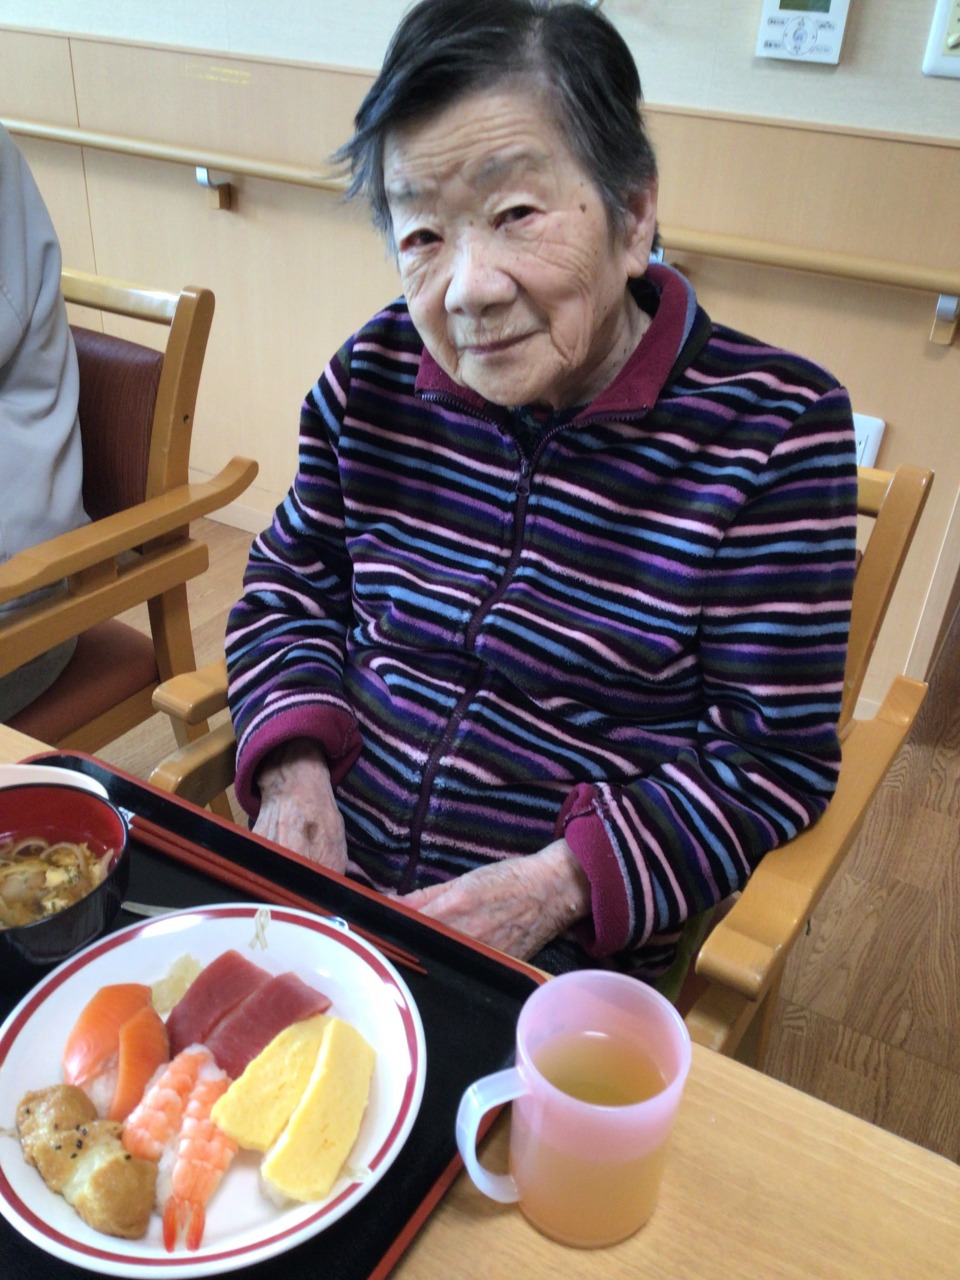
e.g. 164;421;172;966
455;1067;524;1203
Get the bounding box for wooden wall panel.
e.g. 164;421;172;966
0;29;77;124
34;36;399;527
644;113;960;705
649;108;960;271
0;32;95;277
12;138;96;277
1;30;957;707
67;38;370;168
80;150;399;523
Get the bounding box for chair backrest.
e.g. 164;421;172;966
840;464;934;734
0;271;226;751
2;267;256;754
61;269;215;511
72;328;162;519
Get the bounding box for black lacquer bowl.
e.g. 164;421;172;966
0;781;128;987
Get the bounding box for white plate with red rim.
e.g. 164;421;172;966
0;903;427;1277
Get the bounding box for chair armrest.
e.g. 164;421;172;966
148;720;239;809
153;658;229;725
0;456;258;605
693;674;927;1003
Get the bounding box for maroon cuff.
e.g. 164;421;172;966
234;705;362;818
557;784;634;956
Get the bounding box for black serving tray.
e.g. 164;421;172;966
0;752;543;1280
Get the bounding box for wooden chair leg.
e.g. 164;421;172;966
733;969;784;1071
207;791;234;820
148;584;199;688
148;589;235;820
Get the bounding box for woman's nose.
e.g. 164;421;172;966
445;235;515;315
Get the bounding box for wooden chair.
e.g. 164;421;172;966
0;269;258;762
149;466;934;1068
682;462;933;1064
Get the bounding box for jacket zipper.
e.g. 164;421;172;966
400;427;559;891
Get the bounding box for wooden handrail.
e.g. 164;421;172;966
5;118;347;193
661;227;960;299
7;115;960;302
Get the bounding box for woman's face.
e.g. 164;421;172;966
383;85;658;411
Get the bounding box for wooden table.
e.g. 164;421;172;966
2;725;958;1279
402;1052;960;1280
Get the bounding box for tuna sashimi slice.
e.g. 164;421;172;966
165;950;271;1058
204;972;332;1080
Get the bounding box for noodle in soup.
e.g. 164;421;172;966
0;837;111;928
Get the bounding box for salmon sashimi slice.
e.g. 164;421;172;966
108;1004;170;1122
204;973;332;1080
62;984;154;1087
165;950;271;1058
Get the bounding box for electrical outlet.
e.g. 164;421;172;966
924;0;960;78
852;413;885;467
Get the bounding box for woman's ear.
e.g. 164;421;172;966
622;179;659;279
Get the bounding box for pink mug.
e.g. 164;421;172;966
455;969;691;1248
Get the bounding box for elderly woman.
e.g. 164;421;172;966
226;0;857;980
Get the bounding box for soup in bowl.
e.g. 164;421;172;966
0;782;128;983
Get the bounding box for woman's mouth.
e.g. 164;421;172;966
461;334;528;357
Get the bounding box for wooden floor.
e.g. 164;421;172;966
103;517;960;1165
765;596;960;1165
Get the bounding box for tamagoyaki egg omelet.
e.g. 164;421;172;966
210;1013;330;1152
261;1017;375;1202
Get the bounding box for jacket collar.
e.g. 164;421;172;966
414;263;699;425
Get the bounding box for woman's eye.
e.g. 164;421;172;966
498;205;536;226
399;228;440;252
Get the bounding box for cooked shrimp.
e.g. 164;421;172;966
121;1046;206;1162
161;1058;237;1252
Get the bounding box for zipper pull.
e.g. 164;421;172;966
517;456;530;496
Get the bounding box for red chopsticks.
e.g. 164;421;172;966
127;813;427;976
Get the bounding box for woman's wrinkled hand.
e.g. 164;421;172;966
401;839;590;960
253;738;347;874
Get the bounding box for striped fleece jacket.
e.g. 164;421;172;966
226;264;857;977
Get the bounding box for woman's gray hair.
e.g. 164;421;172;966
336;0;658;246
